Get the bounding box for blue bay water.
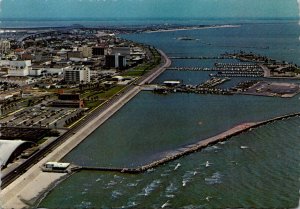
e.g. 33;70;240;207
62;92;300;168
39;21;300;208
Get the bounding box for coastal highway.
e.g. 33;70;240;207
0;48;171;197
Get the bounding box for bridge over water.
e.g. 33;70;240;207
17;30;59;44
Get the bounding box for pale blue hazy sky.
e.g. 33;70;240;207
0;0;298;19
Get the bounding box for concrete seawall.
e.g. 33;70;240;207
73;112;300;174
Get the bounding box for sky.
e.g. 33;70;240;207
0;0;298;20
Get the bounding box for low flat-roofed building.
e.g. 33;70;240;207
52;93;84;108
0;76;37;86
45;162;70;170
111;47;131;57
29;68;42;77
7;67;30;77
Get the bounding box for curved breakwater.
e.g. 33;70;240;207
71;112;300;174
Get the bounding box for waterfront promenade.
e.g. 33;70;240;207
0;50;171;209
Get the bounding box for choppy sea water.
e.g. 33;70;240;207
39;117;300;208
39;21;300;208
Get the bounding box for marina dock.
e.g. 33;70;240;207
167;63;264;77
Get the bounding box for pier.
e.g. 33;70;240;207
69;112;300;174
213;72;263;77
166;63;264;77
167;67;211;71
145;77;232;95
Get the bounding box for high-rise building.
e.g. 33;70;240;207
118;55;127;69
92;46;107;56
0;41;11;54
64;66;90;83
105;54;126;69
78;46;93;58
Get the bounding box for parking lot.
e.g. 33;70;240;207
245;81;300;97
0;106;85;129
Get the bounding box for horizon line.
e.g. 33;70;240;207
0;16;298;21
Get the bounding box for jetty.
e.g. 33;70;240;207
69;112;300;174
169;56;230;60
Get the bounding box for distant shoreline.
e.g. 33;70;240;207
0;24;241;33
143;25;241;33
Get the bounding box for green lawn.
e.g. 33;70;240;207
99;85;125;99
122;47;161;77
84;85;126;109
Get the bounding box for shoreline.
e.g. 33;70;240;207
0;49;171;209
143;25;241;33
0;24;241;34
